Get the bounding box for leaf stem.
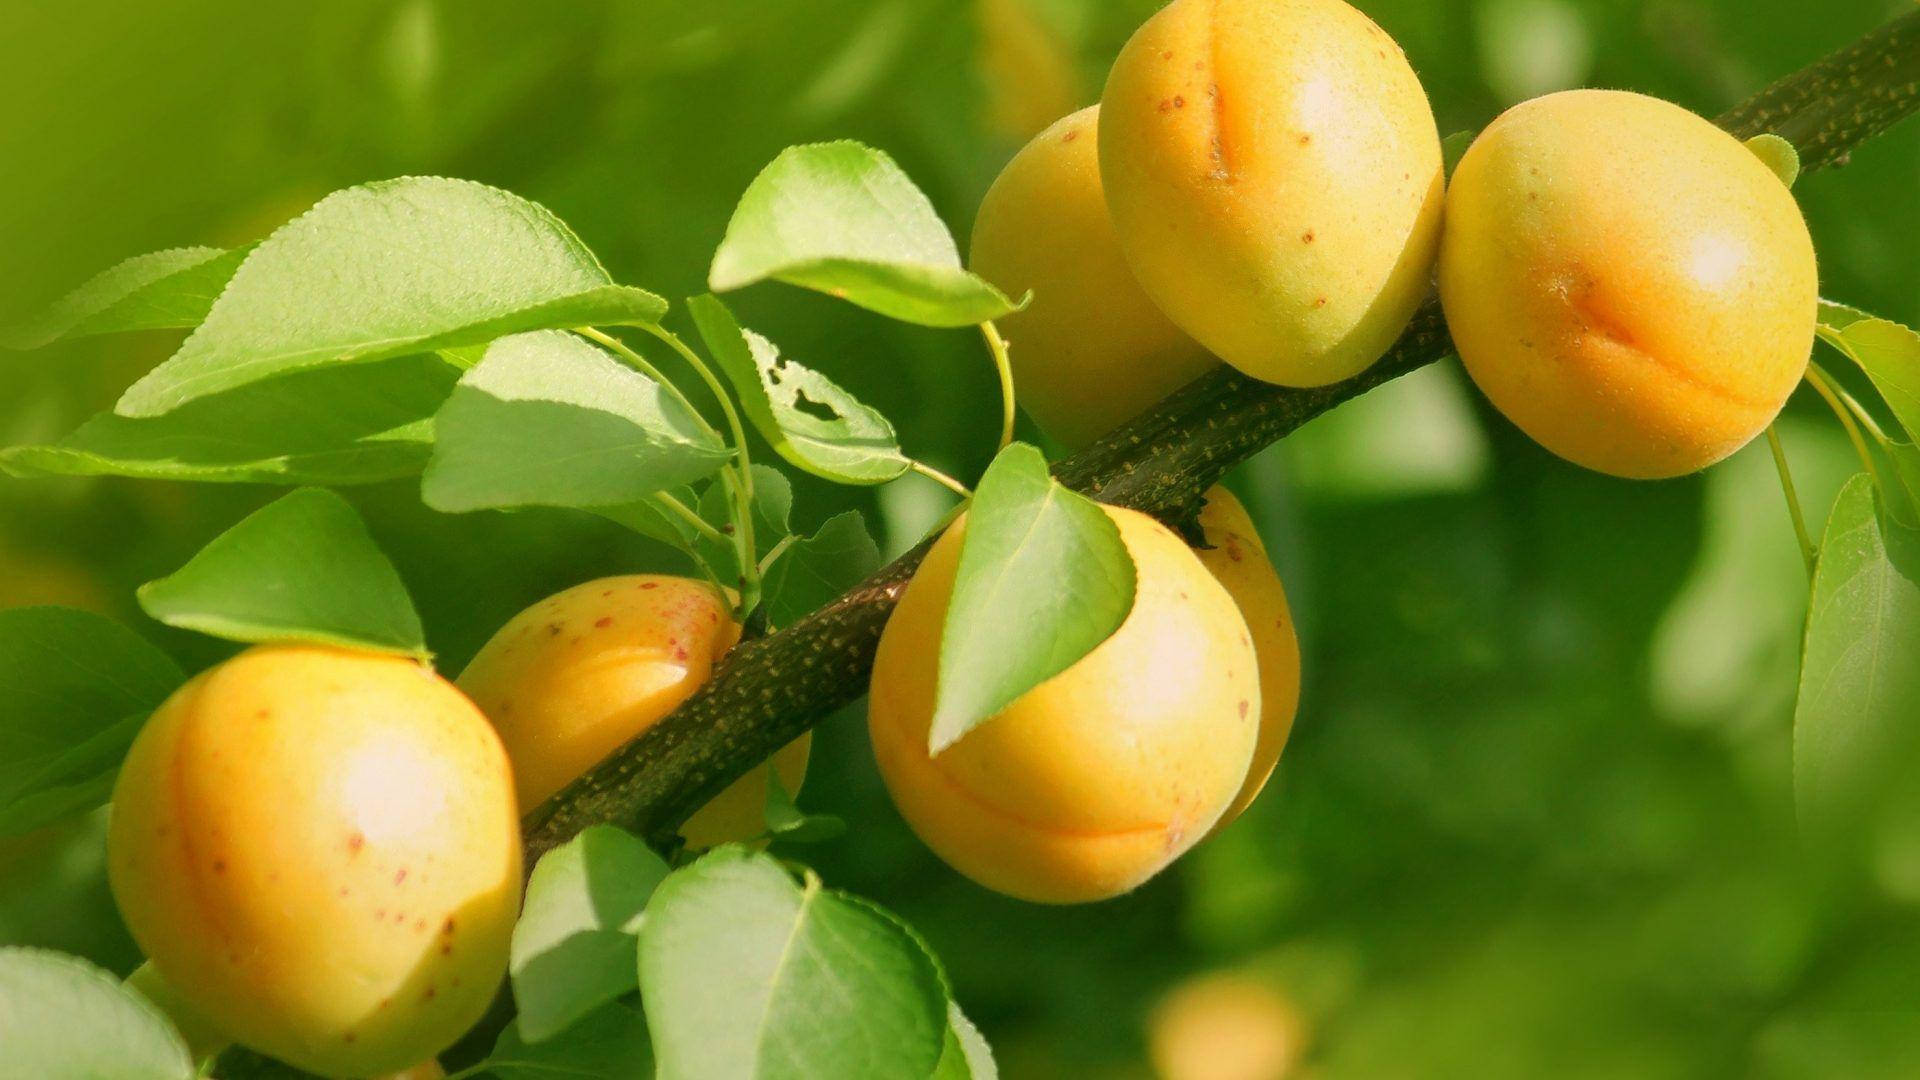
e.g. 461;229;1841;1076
1806;363;1887;493
1766;424;1818;580
908;459;974;498
756;534;797;576
652;492;727;544
577;327;718;442
980;320;1016;452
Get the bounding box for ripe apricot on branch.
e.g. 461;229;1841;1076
458;575;809;847
108;645;521;1079
970;105;1217;449
1099;0;1444;388
1438;89;1819;479
1193;487;1301;829
867;506;1260;904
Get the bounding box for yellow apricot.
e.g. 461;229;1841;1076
1438;89;1818;479
971;106;1218;448
1100;0;1444;387
868;506;1259;904
458;575;808;847
108;645;521;1078
1193;487;1301;829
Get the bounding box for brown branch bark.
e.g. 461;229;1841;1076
523;8;1920;861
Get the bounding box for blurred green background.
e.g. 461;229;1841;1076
4;1;1920;1076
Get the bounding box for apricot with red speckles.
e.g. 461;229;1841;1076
108;645;520;1078
867;505;1258;903
458;575;808;847
1100;0;1444;387
1438;89;1818;478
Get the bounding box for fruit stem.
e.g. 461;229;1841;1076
1805;363;1887;496
1766;424;1818;580
980;320;1017;453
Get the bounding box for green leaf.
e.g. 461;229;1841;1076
1745;133;1801;187
931;1003;998;1080
762;771;846;845
0;608;184;838
138;488;428;658
511;826;670;1044
761;510;881;629
695;465;794;587
592;488;704;551
423;331;731;514
2;246;247;350
1794;475;1920;834
930;442;1135;754
1816;308;1920;444
2;353;456;486
485;1001;654;1080
0;948;196;1080
687;295;908;484
709;142;1019;327
639;848;948;1080
116;177;668;416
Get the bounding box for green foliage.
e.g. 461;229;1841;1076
423;331;730;514
762;772;847;845
2;245;246;350
0;948;194;1080
138;488;428;658
708;142;1019;327
484;1002;654;1080
1818;304;1920;441
511;826;671;1044
932;1003;998;1080
0;608;181;837
638;847;949;1080
930;442;1134;754
116;178;668;417
688;294;909;485
1794;474;1920;835
761;510;882;629
1;354;456;485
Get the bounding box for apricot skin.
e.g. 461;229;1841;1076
458;575;808;847
1438;90;1818;479
867;506;1259;904
970;106;1218;449
1193;488;1301;829
108;645;521;1079
1099;0;1444;388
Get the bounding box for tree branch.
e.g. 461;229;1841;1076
523;8;1920;861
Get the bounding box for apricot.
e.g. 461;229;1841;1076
458;575;809;847
867;506;1259;904
1099;0;1444;387
108;645;521;1078
1438;89;1818;478
1193;488;1301;829
970;106;1218;448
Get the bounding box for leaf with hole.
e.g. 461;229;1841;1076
709;142;1019;327
3;353;456;486
0;608;183;838
688;294;908;484
639;847;949;1080
139;488;428;658
930;442;1135;754
423;331;731;514
117;177;668;416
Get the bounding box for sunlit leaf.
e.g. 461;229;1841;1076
0;948;195;1080
2;246;247;350
931;1003;998;1080
1816;307;1920;445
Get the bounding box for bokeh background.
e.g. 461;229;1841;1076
5;1;1920;1076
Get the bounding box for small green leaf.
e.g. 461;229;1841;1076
1794;475;1920;834
138;488;428;658
0;948;196;1080
3;246;248;351
1817;308;1920;446
423;331;731;514
486;1001;654;1080
639;848;948;1080
592;488;704;551
511;826;670;1044
931;1003;998;1080
695;465;794;587
762;771;846;845
930;443;1135;754
117;177;668;416
1745;133;1801;188
0;608;184;838
1882;441;1920;529
709;142;1020;327
1441;130;1476;180
761;510;881;629
687;295;908;484
2;353;456;486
